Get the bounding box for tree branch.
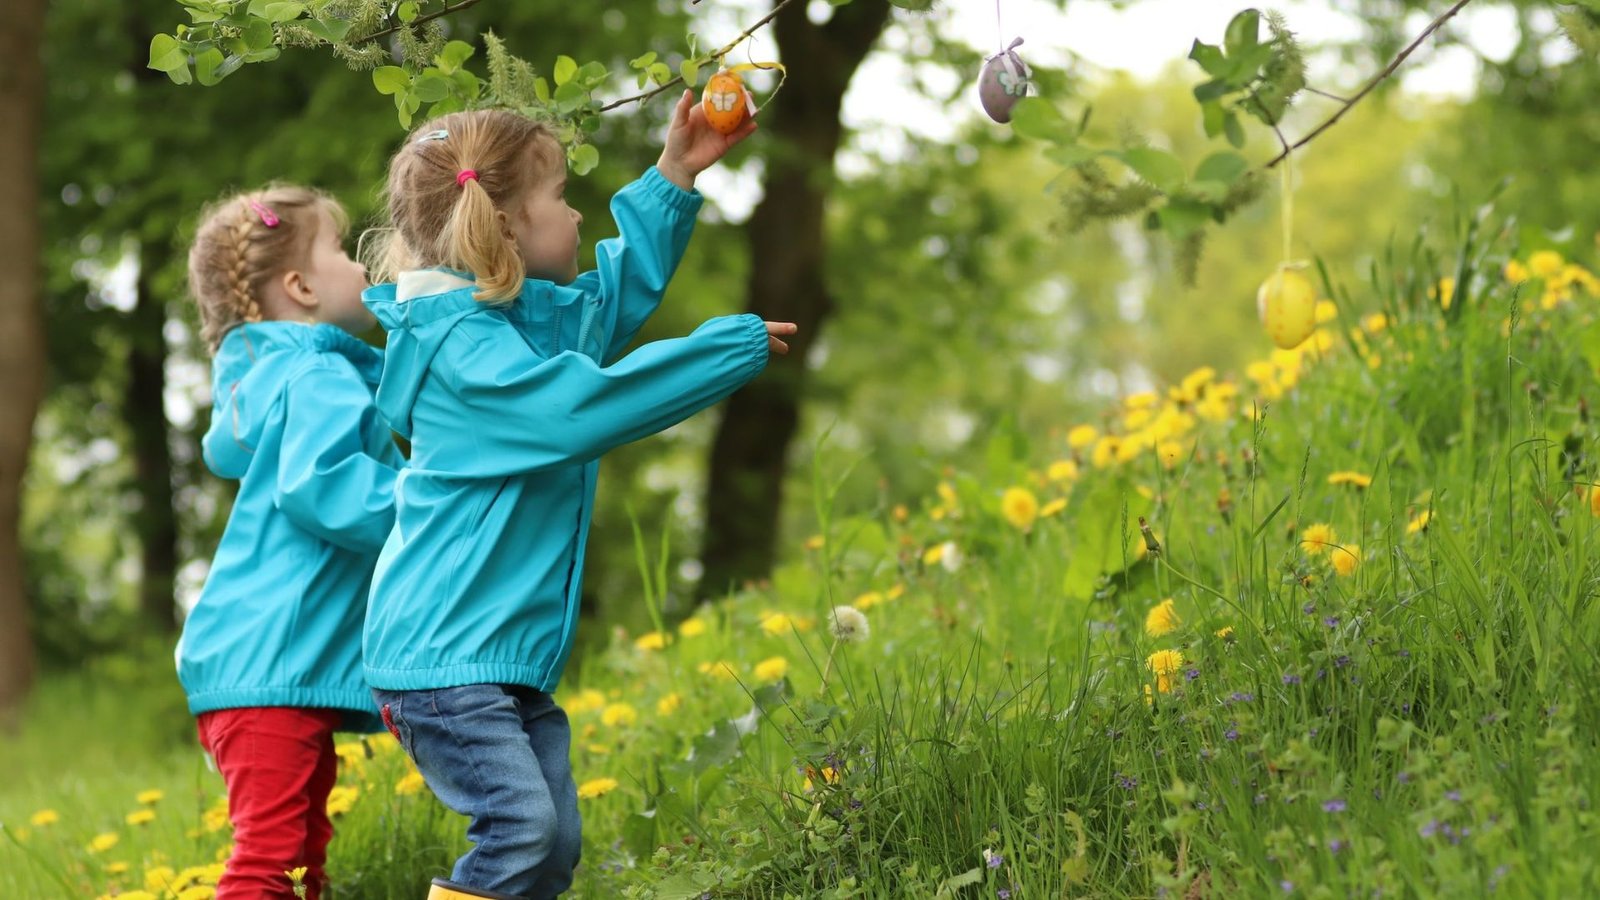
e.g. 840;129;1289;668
598;0;801;113
1263;0;1474;169
351;0;488;46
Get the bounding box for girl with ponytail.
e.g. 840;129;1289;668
359;94;793;900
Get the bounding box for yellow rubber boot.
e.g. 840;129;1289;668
426;877;527;900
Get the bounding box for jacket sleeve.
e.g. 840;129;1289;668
568;167;704;363
432;313;769;478
274;360;401;553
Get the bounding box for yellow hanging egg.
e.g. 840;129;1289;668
701;69;754;136
1257;266;1317;350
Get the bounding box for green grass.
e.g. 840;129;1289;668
7;234;1600;898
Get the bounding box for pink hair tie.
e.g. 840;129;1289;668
456;169;479;187
247;199;280;228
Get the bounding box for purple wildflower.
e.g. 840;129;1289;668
1324;616;1340;628
1323;798;1346;813
1282;673;1302;685
987;852;1004;869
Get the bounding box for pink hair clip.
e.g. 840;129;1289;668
456;169;479;187
247;199;280;228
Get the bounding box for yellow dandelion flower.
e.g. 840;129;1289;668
1144;683;1155;705
286;866;309;885
103;893;157;900
1040;498;1067;518
577;777;619;800
936;481;959;508
633;631;668;651
1435;277;1456;310
1122;407;1154;431
584;743;611;755
1590;486;1600;518
88;832;120;853
657;692;682;716
178;887;216;900
853;590;885;610
106;862;130;875
1156;441;1186;470
1529;250;1564;279
1090;435;1122;469
892;503;909;522
921;544;945;566
136;789;164;805
1067;424;1099;450
1505;258;1530;284
1125;391;1158;411
325;785;359;817
28;809;58;827
1147;649;1183;675
1115;437;1145;464
567;688;607;714
1300;523;1338;556
1001;487;1039;532
804;534;825;551
1215;626;1234;639
1144;599;1182;638
1332;544;1362;577
1196;395;1232;422
1182;365;1217;394
144;866;178;892
1327;471;1372;488
1245;360;1277;385
1407;510;1432;535
753;656;790;681
394;770;427;796
202;805;230;834
600;703;638;727
126;809;157;826
678;618;707;638
1314;300;1338;323
1047;459;1079;482
698;660;738;681
760;612;799;635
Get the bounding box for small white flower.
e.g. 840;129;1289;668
939;541;963;573
829;605;870;644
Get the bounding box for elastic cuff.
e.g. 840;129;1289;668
744;313;771;378
640;166;704;215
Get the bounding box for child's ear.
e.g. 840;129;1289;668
496;209;516;244
281;269;319;312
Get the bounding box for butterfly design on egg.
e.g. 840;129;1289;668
979;37;1032;123
707;89;741;113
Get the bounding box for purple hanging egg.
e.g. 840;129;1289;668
979;37;1032;124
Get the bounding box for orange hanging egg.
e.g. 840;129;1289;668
701;69;754;135
1257;265;1318;350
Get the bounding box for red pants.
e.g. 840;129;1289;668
197;707;343;900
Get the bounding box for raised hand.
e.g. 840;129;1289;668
765;321;797;356
657;89;758;191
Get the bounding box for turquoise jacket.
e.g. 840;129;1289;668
361;167;769;693
177;322;403;731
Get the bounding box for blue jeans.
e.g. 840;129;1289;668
374;684;581;899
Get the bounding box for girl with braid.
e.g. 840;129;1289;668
176;184;403;899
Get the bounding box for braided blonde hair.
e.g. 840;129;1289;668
363;110;561;303
188;184;348;353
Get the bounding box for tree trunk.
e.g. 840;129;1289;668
698;0;892;597
127;242;178;633
0;0;48;722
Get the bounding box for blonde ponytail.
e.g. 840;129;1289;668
368;110;560;304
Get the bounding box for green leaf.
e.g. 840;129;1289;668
373;66;410;95
213;53;246;80
934;867;983;898
1224;8;1261;56
648;62;672;86
679;60;701;87
240;17;274;51
1157;198;1212;239
148;34;188;73
1045;144;1102;168
575;61;608;86
620;809;657;862
553;80;588;114
1201;99;1225;138
397;0;418;22
685;719;742;775
887;0;934;8
300;17;352;42
570;143;600;176
435;40;474;74
1188;40;1228;77
1118;147;1185;192
1193;78;1229;103
412;72;451;102
553;54;577;86
629;50;658;69
1194;150;1249;185
262;1;304;22
1223;111;1246;148
194;47;226;86
1008;97;1073;142
165;61;193;85
1187;180;1230;203
533;76;550;104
